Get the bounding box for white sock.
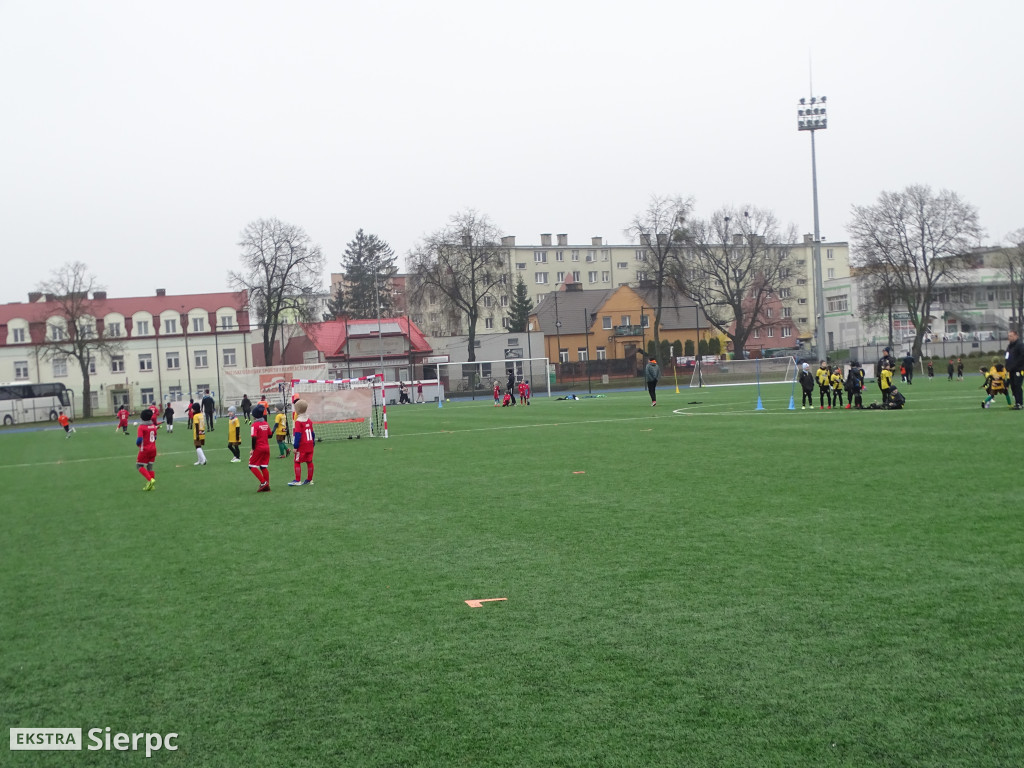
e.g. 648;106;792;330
196;447;206;463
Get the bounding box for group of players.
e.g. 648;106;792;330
492;379;532;407
127;394;317;493
798;359;907;410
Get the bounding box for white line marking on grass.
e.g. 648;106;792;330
393;413;681;438
0;449;196;471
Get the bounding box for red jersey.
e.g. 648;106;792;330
518;382;526;397
293;418;315;457
58;413;70;428
251;420;270;450
493;383;500;399
118;409;129;426
136;422;159;461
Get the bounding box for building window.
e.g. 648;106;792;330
500;294;509;307
572;271;580;282
220;316;234;331
535;273;548;284
603;316;612;330
798;317;808;324
501;317;510;329
53;356;68;377
555;251;564;262
617;262;628;269
136;320;150;335
601;249;610;261
826;295;848;312
166;351;180;370
516;262;526;270
827;268;835;279
796;278;807;285
797;298;808;305
559;349;569;363
588;271;598;283
88;357;96;375
534;251;547;263
12;327;26;343
753;329;760;339
195;350;208;368
223;348;236;367
106;322;122;337
50;324;66;341
556;271;565;283
827;248;834;260
483;295;493;308
586;250;597;262
766;308;773;318
577;347;588;361
621;315;630;326
571;250;579;261
766;327;774;338
168;386;182;401
139;354;153;372
782;307;792;318
498;274;508;286
164;318;177;334
15;361;29;380
192;317;205;333
484;317;494;329
782;327;792;338
601;271;610;282
140;388;156;405
596;346;606;360
111;356;125;373
641;315;650;329
780;288;791;298
636;271;648;282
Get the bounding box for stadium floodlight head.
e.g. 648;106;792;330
797;95;828;131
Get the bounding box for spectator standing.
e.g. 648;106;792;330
201;389;216;431
240;394;252;423
903;352;915;384
957;358;964;381
1004;329;1024;409
506;369;517;405
798;362;815;409
644;357;660;406
947;357;955;381
877;347;894;395
927;359;934;378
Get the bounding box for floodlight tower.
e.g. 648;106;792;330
798;95;829;360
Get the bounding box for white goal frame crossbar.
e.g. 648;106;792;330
290;375;388;438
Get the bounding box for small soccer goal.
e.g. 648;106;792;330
689;357;797;388
289;376;387;440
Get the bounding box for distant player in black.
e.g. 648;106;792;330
506;370;517;406
240;394;253;424
798;363;815;409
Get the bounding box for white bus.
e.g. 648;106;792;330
0;382;74;425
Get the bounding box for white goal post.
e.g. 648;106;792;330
289;375;388;440
432;357;551;399
689;357;798;388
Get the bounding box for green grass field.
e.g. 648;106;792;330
2;377;1022;767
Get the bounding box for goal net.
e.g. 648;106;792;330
689;357;797;388
288;376;387;440
432;357;551;399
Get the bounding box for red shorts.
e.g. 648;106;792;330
294;448;314;464
136;448;156;464
249;448;270;467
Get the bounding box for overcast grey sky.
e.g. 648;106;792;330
1;1;1020;303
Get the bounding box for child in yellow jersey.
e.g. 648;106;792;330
879;363;894;406
226;406;242;462
192;403;207;466
273;405;291;459
830;365;845;409
982;363;1011;409
816;361;832;409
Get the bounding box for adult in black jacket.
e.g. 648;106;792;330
902;352;915;384
1004;330;1024;408
506;370;517;405
240;394;252;424
201;389;216;431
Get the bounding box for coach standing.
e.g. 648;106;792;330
506;369;517;406
1005;330;1024;409
877;347;894;394
645;357;661;407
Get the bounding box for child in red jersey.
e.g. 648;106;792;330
501;391;512;407
116;405;130;434
249;403;272;492
493;380;501;407
288;399;316;486
58;410;74;438
136;408;159;491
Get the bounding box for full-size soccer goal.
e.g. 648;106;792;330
689;357;797;388
289;376;387;440
432;357;551;399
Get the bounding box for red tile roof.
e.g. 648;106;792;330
0;290;249;324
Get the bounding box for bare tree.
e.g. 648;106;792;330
998;228;1024;334
849;185;983;357
229;218;325;366
408;210;511;362
853;262;901;348
36;262;123;418
669;206;800;357
625;194;694;354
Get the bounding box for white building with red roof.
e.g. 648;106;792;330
0;288;251;415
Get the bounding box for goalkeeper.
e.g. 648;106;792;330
288;399;316;486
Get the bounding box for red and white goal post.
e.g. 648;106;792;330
289;376;388;440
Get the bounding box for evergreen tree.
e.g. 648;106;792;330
684;339;695;356
331;229;398;320
323;283;346;321
506;275;534;333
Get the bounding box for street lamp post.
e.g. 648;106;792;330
798;94;829;361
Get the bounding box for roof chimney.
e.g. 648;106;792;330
540;233;552;246
733;234;745;245
28;292;42;303
591;237;603;246
803;233;814;244
557;234;568;246
93;291;107;300
501;235;516;247
156;288;166;297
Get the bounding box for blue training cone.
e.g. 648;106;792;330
756;396;765;411
788;395;796;410
438;397;443;408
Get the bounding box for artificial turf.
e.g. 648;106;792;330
1;377;1022;766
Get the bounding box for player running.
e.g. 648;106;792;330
136;408;159;491
249;404;272;492
116;405;130;434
